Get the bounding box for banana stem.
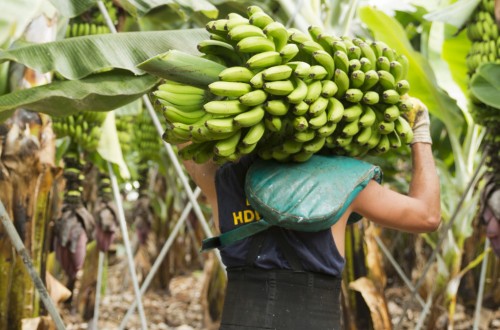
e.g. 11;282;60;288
137;50;226;88
473;239;490;330
119;187;202;330
0;201;66;330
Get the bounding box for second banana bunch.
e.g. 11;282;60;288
151;5;416;164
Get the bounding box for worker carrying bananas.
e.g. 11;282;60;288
181;97;440;330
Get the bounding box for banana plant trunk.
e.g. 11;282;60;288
0;13;58;329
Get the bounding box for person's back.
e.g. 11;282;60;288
181;97;440;329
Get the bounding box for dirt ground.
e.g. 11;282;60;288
60;261;500;330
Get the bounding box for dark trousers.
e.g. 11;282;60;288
219;268;342;330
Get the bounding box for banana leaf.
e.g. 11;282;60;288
442;27;471;97
0;0;45;48
470;63;500;108
0;29;209;80
48;0;97;18
0;70;159;121
423;0;480;29
118;0;218;18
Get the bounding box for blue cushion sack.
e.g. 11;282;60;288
201;155;382;251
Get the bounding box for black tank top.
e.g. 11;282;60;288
215;155;345;277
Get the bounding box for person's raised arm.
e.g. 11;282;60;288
351;98;441;233
180;145;220;229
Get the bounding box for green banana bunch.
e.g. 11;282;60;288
150;5;418;164
52;111;107;152
465;0;500;174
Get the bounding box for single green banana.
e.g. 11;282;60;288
272;148;293;162
228;24;266;41
388;130;401;149
355;125;372;145
287;77;308;104
205;117;238;133
153;90;205;106
389;61;403;81
342;118;360;137
264;115;283;132
383;104;400;122
333;50;350;73
360;57;373;72
376;56;391;71
395;80;410;95
241;121;266;146
359;105;377;127
163;106;208;125
303;135;326;153
247;5;264;16
215;130;242;156
263;80;295;96
250;71;265;88
321;80;338;98
347;45;362;60
336;135;353;147
264;99;290;116
292;150;314;162
279;43;300;63
308;109;328;129
382;47;397;62
365;126;381;150
358;41;377;67
261;65;293;81
225;17;250;30
293;115;309;131
349;59;362;72
294;128;316;142
234;105;266;127
204;99;249;115
304;80;323;104
397;97;414;113
381;89;400;104
375;134;390;153
246;51;282;70
289;61;311;78
218;66;255;83
236;36;276;53
197;39;242;66
208;81;253;97
344;88;364;103
370;41;384;58
282;139;304;154
158;81;206;95
249;11;275;29
308;65;329;80
288;28;312;44
334;69;350;97
342;104;363;122
308;25;324;42
326;97;345;123
292;101;310;115
362;91;380;105
377;70;396;90
396;54;409;80
238;140;258;155
378;120;395;134
394;116;413;144
309;96;329;116
317;121;338;137
312;50;335;79
360;70;379;92
299;40;324;54
263;21;288;51
239;89;268;106
331;40;347;53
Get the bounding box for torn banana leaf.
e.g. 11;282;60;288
0;70;159;122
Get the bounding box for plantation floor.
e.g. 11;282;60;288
59;261;500;330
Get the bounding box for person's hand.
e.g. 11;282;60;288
405;97;432;145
